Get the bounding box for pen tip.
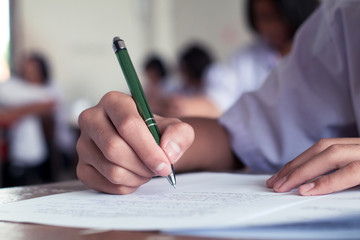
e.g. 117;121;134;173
173;184;176;189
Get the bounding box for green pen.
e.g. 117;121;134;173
112;37;176;188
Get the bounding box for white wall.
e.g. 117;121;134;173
173;0;251;61
13;0;252;107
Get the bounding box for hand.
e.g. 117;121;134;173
267;138;360;196
76;91;194;194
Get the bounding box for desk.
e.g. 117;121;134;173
0;180;238;240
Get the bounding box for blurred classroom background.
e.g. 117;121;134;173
0;0;251;187
0;0;319;187
6;0;251;104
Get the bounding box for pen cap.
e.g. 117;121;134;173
113;38;161;144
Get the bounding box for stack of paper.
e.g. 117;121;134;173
0;172;359;239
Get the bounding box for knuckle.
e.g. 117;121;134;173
76;135;88;156
103;137;123;161
281;161;294;173
76;137;84;155
101;91;120;105
287;167;302;182
78;107;94;129
101;91;134;108
314;138;332;151
118;115;142;136
326;144;343;154
175;122;193;135
106;167;126;185
318;175;334;189
167;122;195;144
76;163;87;182
346;161;360;175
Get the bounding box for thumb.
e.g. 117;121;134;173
156;116;195;164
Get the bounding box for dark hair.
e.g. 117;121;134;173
246;0;319;37
179;44;213;80
144;55;167;79
26;53;51;84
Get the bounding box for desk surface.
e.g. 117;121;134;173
0;180;239;240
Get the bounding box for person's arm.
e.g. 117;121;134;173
76;91;237;195
164;95;221;118
174;117;238;172
0;101;55;127
267;138;360;196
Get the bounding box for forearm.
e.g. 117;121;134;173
165;96;221;118
174;117;240;172
0;101;55;127
185;97;221;118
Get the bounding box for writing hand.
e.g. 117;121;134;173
76;91;194;194
267;138;360;195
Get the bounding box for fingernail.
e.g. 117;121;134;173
273;176;287;190
300;182;315;194
156;162;166;172
164;141;182;164
267;173;278;186
155;162;170;176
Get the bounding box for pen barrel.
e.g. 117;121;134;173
115;48;161;145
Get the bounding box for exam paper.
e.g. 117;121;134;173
169;215;360;240
0;172;359;231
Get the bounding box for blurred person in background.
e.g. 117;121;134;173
194;0;319;117
143;55;169;115
0;53;75;186
163;43;215;118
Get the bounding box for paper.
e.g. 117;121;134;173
0;172;359;234
169;215;360;240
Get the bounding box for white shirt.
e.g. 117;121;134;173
219;0;360;173
0;78;75;166
205;40;280;111
0;77;55;166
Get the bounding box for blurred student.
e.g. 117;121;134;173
201;0;319;115
0;53;74;186
76;0;360;196
164;44;217;118
143;55;168;115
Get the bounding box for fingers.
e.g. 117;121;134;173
78;103;153;178
101;92;171;176
76;162;142;195
269;141;360;196
266;144;320;188
267;138;360;188
158;116;195;164
299;160;360;195
76;91;195;194
77;134;152;188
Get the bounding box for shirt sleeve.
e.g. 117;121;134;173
204;42;278;113
203;62;240;111
219;0;360;173
0;77;55;107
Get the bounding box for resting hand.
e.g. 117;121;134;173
267;138;360;196
76;91;194;194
